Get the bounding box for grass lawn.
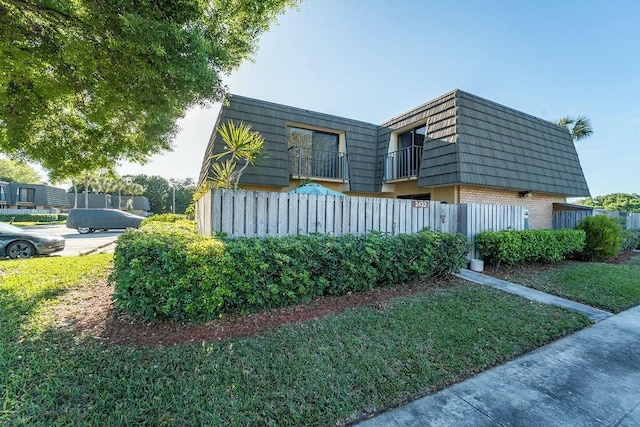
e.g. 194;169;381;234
1;255;590;426
489;257;640;313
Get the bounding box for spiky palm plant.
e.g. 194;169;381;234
210;121;265;189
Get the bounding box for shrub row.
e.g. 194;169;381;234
111;227;471;321
475;229;585;266
0;213;67;223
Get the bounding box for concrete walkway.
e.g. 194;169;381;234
457;269;613;322
357;274;640;427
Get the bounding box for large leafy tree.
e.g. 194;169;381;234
555;116;593;141
0;158;43;183
170;178;196;214
128;174;170;214
579;193;640;213
0;0;298;180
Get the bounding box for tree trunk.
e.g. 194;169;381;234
84;177;89;208
73;184;78;209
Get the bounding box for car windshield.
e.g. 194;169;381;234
0;222;24;233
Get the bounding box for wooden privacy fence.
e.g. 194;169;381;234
197;190;526;259
553;209;640;230
628;213;640;229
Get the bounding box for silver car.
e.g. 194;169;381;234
66;209;145;234
0;222;66;259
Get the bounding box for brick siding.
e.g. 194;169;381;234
459;185;565;229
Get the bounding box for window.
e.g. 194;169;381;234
397;125;426;176
0;185;5;202
288;126;346;179
383;124;427;181
18;187;35;203
397;125;426;151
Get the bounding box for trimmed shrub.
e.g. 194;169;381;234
142;213;185;224
475;229;585;266
621;229;640;251
111;227;471;321
0;213;60;223
141;217;197;233
576;215;622;261
56;213;68;221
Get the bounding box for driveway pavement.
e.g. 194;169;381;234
23;224;121;256
358;276;640;427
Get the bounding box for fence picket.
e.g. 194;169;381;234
288;193;298;236
317;196;326;234
298;194;308;235
256;192;268;237
245;192;256;237
267;192;279;236
307;195;317;233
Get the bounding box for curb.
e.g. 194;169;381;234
79;240;117;256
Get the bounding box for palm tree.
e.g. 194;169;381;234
94;175;115;208
78;171;98;209
122;182;145;212
555;116;593;141
111;177;126;210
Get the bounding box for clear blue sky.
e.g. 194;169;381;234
119;0;640;197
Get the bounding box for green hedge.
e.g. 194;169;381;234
621;229;640;251
111;227;471;321
576;215;622;261
475;229;586;266
0;213;65;223
142;213;185;224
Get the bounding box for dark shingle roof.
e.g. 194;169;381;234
200;94;380;192
454;90;590;196
198;90;590;198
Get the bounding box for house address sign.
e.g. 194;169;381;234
412;200;430;208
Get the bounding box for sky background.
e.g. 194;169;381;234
117;0;640;197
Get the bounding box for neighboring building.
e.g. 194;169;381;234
0;182;70;211
68;193;151;216
199;89;590;229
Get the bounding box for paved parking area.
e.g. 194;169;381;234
23;224;122;256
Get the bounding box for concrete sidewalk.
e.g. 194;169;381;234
357;298;640;426
457;269;613;322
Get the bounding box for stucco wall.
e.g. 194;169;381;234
459;185;565;229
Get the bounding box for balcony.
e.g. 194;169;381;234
382;146;423;181
288;146;349;181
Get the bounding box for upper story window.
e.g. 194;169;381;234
383;124;427;181
18;187;35;203
287;126;348;181
398;125;426;151
0;185;5;202
288;127;339;152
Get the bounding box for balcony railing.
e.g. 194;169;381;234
382;146;423;181
288;146;349;181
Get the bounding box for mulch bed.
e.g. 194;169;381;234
52;276;462;348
